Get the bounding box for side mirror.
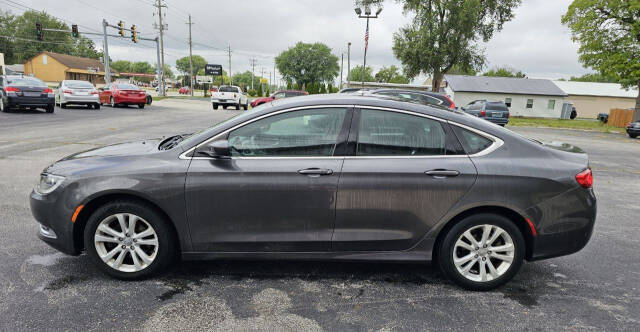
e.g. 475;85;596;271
195;139;231;159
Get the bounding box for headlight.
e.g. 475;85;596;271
35;173;65;194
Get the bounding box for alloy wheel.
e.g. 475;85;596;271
452;224;514;282
110;97;115;107
94;213;159;273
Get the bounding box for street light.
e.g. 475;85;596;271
355;6;382;88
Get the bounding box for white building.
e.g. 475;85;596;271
552;80;637;119
444;75;568;118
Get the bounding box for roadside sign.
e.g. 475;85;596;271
204;64;223;76
260;78;268;84
196;76;213;83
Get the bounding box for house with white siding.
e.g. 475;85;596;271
443;75;568;118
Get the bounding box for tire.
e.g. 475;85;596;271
83;200;177;280
0;97;6;112
243;101;248;110
630;133;638;139
236;103;241;110
222;105;228;109
438;213;525;291
46;104;55;113
110;97;116;108
138;103;145;109
146;95;152;105
212;103;218;110
60;103;67;109
94;103;101;110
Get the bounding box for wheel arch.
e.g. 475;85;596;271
433;205;535;263
72;191;181;254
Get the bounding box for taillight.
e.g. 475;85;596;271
627;122;632;127
90;90;98;95
575;168;593;188
480;109;486;117
5;87;19;92
234;93;237;98
43;88;53;93
507;112;510;118
62;89;72;94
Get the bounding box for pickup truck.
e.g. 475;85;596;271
211;85;248;110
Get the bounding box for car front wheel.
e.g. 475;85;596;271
630;133;638;139
438;213;524;291
84;200;177;280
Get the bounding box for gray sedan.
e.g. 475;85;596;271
56;80;100;109
29;94;596;290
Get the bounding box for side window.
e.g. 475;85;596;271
452;126;493;155
417;94;442;106
526;99;534;109
274;92;286;99
228;108;347;157
505;98;512;107
548;99;555;109
357;109;447;156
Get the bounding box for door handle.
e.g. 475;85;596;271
425;169;460;177
298;168;334;176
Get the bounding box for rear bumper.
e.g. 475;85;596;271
61;95;99;104
114;95;146;104
212;98;239;105
482;117;509;125
7;95;54;107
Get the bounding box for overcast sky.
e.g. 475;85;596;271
7;0;590;82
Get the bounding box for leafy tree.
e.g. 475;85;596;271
327;82;334;93
232;71;263;90
446;63;478;76
162;64;174;79
286;81;293;89
257;84;263;97
110;60;132;73
275;42;340;87
265;87;270;96
0;9;100;64
563;0;640;112
175;55;207;77
375;65;410;83
569;73;619;83
385;0;521;91
319;83;327;94
349;65;375;82
482;67;526;78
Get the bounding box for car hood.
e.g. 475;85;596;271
60;139;162;161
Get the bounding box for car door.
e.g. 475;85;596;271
333;108;477;251
185;106;352;252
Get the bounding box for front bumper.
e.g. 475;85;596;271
626;127;640;135
30;189;80;256
7;95;54;107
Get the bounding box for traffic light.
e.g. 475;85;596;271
71;24;79;38
118;21;125;37
130;25;137;43
35;22;42;41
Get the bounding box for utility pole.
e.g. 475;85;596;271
154;0;167;96
347;42;351;88
261;67;265;94
340;53;344;88
227;44;232;85
187;14;194;96
273;61;276;90
249;58;257;90
102;19;111;84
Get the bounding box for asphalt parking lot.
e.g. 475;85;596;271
1;100;639;331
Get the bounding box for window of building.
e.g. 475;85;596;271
526;99;534;109
548;99;555;109
505;98;512;107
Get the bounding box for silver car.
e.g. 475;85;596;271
56;80;100;109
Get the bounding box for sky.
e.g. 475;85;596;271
4;0;591;83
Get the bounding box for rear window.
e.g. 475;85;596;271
7;77;46;86
116;84;139;90
452;126;493;155
66;81;94;88
219;86;237;92
486;103;509;112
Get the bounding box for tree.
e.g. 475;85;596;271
446;63;478;76
349;65;375;82
232;71;263;90
375;65;410;83
110;60;132;73
569;73;618;83
562;0;640;113
275;42;340;87
175;55;207;77
161;64;174;79
385;0;521;92
482;67;526;78
257;83;263;97
0;9;100;64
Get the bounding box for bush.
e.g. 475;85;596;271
247;89;258;97
257;84;263;97
319;83;327;94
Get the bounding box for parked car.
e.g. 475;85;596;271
627;121;640;138
0;75;55;113
30;94;596;290
178;87;190;95
368;89;455;109
250;90;308;107
56;80;100;110
463;100;510;126
210;85;248;110
209;86;219;94
99;83;147;109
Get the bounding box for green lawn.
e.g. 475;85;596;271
507;117;625;133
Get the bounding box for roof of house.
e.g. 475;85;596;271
31;52;115;73
444;74;567;97
552;80;637;98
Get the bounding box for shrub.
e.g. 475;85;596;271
247;89;257;97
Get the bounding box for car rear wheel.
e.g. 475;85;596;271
212;103;218;110
630;133;638;139
138;103;145;109
94;103;101;110
223;105;228;109
243;101;248;110
84;200;177;280
46;104;55;113
0;98;6;112
60;103;67;109
110;97;116;108
438;213;524;291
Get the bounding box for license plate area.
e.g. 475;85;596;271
23;92;42;97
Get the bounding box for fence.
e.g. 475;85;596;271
608;108;636;127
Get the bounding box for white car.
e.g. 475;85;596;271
56;80;100;109
211;85;248;110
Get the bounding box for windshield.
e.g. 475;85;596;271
116;84;139;90
219;86;237;92
7;77;46;86
66;81;94;89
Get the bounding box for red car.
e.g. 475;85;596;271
250;90;308;107
179;86;190;95
99;83;147;109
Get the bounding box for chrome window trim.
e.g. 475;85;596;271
180;104;504;160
